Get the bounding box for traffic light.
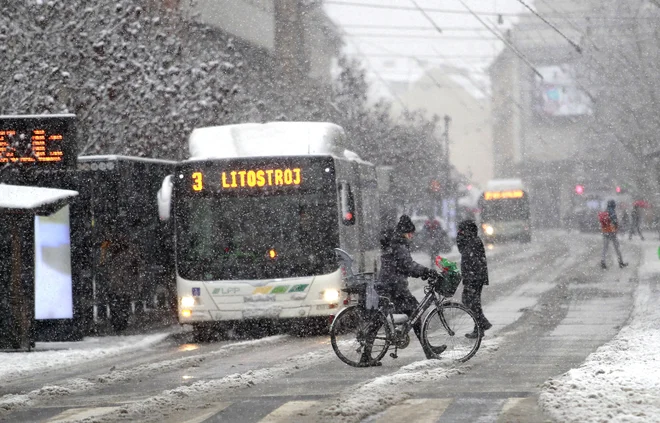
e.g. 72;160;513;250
575;185;584;195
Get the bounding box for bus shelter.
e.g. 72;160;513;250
0;184;78;351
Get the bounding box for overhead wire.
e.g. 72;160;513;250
409;0;443;34
455;0;543;79
515;0;582;53
324;0;660;20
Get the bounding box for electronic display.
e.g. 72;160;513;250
192;167;303;192
181;157;335;196
34;205;73;320
0;114;76;168
483;190;525;201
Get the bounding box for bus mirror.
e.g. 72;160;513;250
339;182;356;226
158;175;174;221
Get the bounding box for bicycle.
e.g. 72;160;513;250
330;248;482;367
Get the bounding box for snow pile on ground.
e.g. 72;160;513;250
320;337;504;423
0;332;170;381
539;242;660;423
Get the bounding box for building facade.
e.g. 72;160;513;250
489;2;634;227
179;0;340;83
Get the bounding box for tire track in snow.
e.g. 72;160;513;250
0;335;289;416
316;337;505;423
70;347;337;422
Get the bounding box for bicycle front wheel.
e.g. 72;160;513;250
421;302;481;362
330;305;391;367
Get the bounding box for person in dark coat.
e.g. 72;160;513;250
456;220;492;338
629;203;644;240
378;215;445;359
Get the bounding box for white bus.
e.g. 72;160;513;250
159;122;381;340
478;179;532;243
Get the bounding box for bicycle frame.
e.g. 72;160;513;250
384;283;456;341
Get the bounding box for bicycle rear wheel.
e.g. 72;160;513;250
330;305;391;367
421;302;481;362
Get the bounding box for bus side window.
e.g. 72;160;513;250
339;182;356;226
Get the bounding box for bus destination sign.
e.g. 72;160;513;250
191;167;303;192
0;114;76;168
484;190;524;200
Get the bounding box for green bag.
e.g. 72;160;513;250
434;256;462;297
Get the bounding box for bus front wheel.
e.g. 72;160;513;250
192;323;228;343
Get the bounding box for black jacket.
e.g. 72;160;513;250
378;228;428;289
456;221;489;286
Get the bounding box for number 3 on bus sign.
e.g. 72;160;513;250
192;172;203;191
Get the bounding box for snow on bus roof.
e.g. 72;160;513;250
0;184;78;210
485;179;525;191
0;113;76;119
78;155;177;165
188;122;353;160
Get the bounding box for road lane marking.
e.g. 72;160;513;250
47;406;119;422
371;398;453;423
183;402;232;423
259;400;319;422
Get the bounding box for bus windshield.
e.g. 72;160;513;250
481;197;530;222
176;192;339;281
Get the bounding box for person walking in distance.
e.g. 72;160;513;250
629;203;645;241
456;220;491;339
600;200;628;269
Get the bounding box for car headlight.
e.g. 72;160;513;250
181;296;196;307
483;225;494;235
323;289;340;302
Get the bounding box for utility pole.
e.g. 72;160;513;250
274;0;307;81
443;115;452;190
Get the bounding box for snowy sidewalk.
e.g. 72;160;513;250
0;331;173;382
539;239;660;422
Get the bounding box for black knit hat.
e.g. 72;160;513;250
396;215;416;234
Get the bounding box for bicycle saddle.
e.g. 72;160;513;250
392;314;409;325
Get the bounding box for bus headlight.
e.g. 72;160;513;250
483;224;494;236
323;289;340;302
181;296;196;308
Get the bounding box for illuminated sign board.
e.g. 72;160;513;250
484;190;525;200
192;167;302;192
0;115;76;168
179;157;337;196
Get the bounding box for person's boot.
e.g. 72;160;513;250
482;321;493;331
465;327;480;339
423;345;443;359
619;261;628;268
429;344;447;355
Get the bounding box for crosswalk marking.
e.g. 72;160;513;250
370;398;454;423
31;396;538;423
183;402;233;423
47;406;119;422
259;400;319;423
500;397;525;415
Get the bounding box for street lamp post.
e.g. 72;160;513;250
443;115;452;192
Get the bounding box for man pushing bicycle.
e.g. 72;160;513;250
377;215;448;360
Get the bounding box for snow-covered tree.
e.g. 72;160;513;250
0;0;448;205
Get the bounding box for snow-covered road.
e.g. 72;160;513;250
0;230;653;423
